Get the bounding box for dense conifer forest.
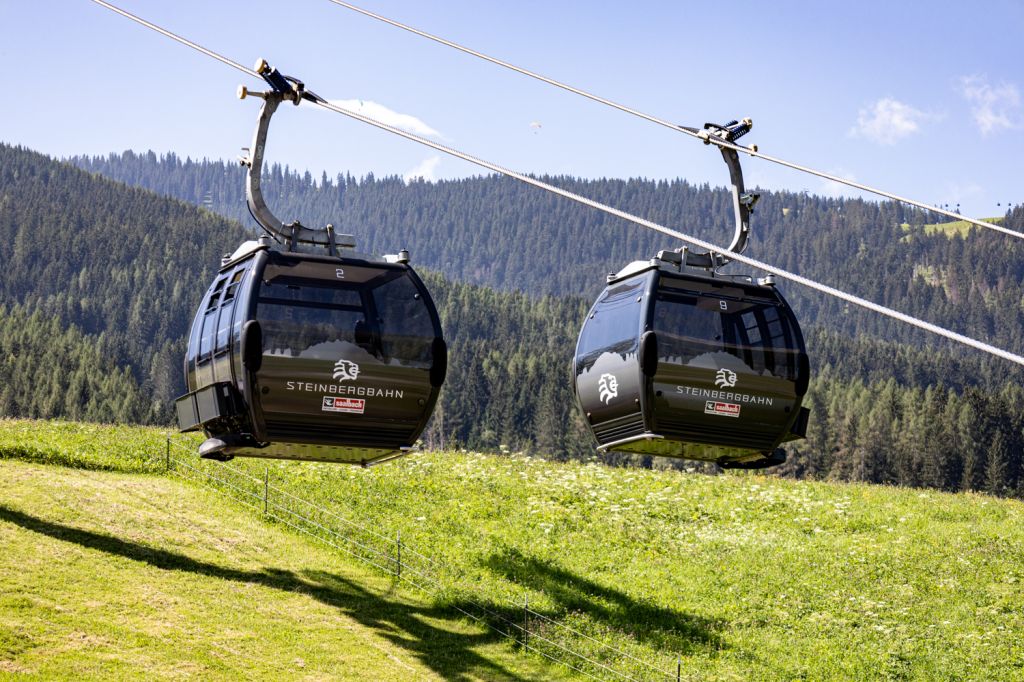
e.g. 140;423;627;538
3;143;1024;496
73;150;1024;354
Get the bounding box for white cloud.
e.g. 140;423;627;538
850;98;933;145
327;99;444;139
958;75;1020;135
404;156;441;183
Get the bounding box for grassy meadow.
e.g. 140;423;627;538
901;216;1005;239
2;418;1024;680
0;452;570;679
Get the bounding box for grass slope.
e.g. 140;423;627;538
0;458;568;679
3;419;1024;680
901;216;1004;239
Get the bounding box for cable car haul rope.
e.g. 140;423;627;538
88;0;1024;469
321;0;1021;240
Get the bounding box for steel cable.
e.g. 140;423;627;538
85;0;1024;369
88;0;257;77
310;96;1024;367
321;0;1018;238
87;0;1024;367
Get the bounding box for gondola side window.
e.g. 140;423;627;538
576;280;645;370
215;270;246;354
205;277;227;312
215;301;235;354
222;269;245;303
372;274;435;367
198;277;228;362
229;268;253;349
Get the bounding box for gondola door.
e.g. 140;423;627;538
573;275;650;444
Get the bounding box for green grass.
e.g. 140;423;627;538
0;419;165;473
0;438;570;679
901;216;1004;239
4;418;1024;679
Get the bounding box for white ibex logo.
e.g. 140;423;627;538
715;368;737;389
597;373;618;405
333;358;360;383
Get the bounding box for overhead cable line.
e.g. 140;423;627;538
89;0;257;78
85;0;1024;368
322;0;1020;240
311;97;1024;366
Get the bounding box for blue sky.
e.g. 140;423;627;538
2;1;1022;218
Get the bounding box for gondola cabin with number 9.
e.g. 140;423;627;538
574;259;809;469
574;118;811;469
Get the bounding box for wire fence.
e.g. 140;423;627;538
159;436;684;681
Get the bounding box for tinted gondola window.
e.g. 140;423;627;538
230;268;254;349
372;274;435;366
655;291;801;380
257;278;369;359
576;279;645;368
199;309;218;357
215;300;234;353
215;270;245;352
259;304;368;358
261;277;362;307
198;277;228;360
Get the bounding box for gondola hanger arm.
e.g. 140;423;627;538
237;59;353;253
320;0;1019;239
669;118;759;271
79;0;1024;369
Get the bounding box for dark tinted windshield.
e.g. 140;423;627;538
654;288;803;380
257;263;438;366
372;274;436;365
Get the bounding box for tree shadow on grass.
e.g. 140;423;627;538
0;504;529;682
482;547;725;656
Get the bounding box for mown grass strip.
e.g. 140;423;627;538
0;457;573;680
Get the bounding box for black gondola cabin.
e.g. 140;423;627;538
175;61;447;465
574;258;809;469
175;239;446;465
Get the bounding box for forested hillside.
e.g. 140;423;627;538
5;143;1024;496
0;306;146;422
1;144;593;453
73;151;1024;353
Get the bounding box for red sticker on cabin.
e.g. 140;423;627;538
704;401;740;418
322;396;366;414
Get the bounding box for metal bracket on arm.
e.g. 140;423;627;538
668;118;760;271
237;59;355;254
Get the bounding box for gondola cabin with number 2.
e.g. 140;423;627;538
174;59;446;466
176;240;445;465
